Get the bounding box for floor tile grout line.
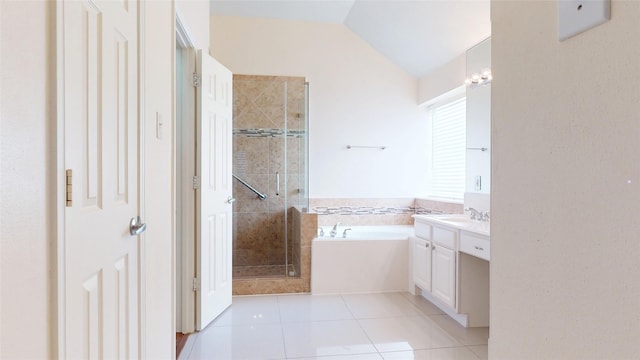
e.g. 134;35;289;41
353;316;383;355
376;346;482;359
339;293;358;320
404;294;489;347
464;344;484;360
285;352;383;360
191;292;487;359
344;293;402;356
275;295;289;360
425;313;490;347
280;319;380;359
400;292;445;318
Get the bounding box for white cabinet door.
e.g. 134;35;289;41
432;244;456;309
413;237;431;291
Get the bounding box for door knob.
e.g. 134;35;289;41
129;216;147;236
226;197;236;204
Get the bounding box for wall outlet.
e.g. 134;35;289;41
558;0;611;41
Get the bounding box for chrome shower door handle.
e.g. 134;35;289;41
129;216;147;236
276;172;280;196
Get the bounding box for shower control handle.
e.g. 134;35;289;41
276;172;280;196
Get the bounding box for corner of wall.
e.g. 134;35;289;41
417;53;466;105
175;0;210;50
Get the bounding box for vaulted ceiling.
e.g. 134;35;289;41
210;0;491;78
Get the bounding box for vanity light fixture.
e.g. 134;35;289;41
465;68;492;88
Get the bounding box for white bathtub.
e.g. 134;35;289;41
311;225;414;294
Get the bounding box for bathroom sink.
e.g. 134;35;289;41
436;216;475;224
413;214;490;236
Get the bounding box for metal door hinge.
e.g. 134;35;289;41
193;73;201;88
192;176;200;190
65;169;73;207
192;278;199;292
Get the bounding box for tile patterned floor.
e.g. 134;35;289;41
179;292;489;360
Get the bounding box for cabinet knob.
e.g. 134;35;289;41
474;246;484;251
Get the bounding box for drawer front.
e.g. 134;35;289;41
460;233;490;261
414;221;431;240
432;226;456;249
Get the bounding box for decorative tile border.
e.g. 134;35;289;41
311;206;450;216
234;128;305;138
414;207;450;215
309;198;463;226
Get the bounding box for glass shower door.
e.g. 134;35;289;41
232;75;307;279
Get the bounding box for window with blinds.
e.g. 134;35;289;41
431;97;466;200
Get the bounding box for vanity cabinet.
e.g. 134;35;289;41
412;214;490;327
460;231;490;261
430;225;458;309
431;243;456;308
412;237;432;291
412;223;458;311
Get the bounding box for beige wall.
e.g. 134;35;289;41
142;1;175;358
417;53;466;105
0;1;55;358
176;0;210;50
491;1;640;359
211;16;427;198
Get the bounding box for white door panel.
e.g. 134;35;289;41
196;50;233;330
61;0;141;358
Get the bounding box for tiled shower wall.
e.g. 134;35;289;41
233;207;316;295
232;75;307;270
310;198;464;226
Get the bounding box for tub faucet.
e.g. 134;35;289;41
330;222;341;237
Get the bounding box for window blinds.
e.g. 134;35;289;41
431;97;466;200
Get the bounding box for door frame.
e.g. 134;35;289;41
55;2;65;356
54;1;148;357
175;11;197;334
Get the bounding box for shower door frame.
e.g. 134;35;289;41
232;77;310;280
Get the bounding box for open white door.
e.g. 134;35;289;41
60;0;142;358
195;50;233;330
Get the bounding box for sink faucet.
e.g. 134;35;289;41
342;228;352;238
465;208;490;222
465;207;481;220
330;222;341;237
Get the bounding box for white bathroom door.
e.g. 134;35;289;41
61;0;142;358
195;50;234;330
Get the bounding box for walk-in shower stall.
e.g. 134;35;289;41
232;75;309;279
